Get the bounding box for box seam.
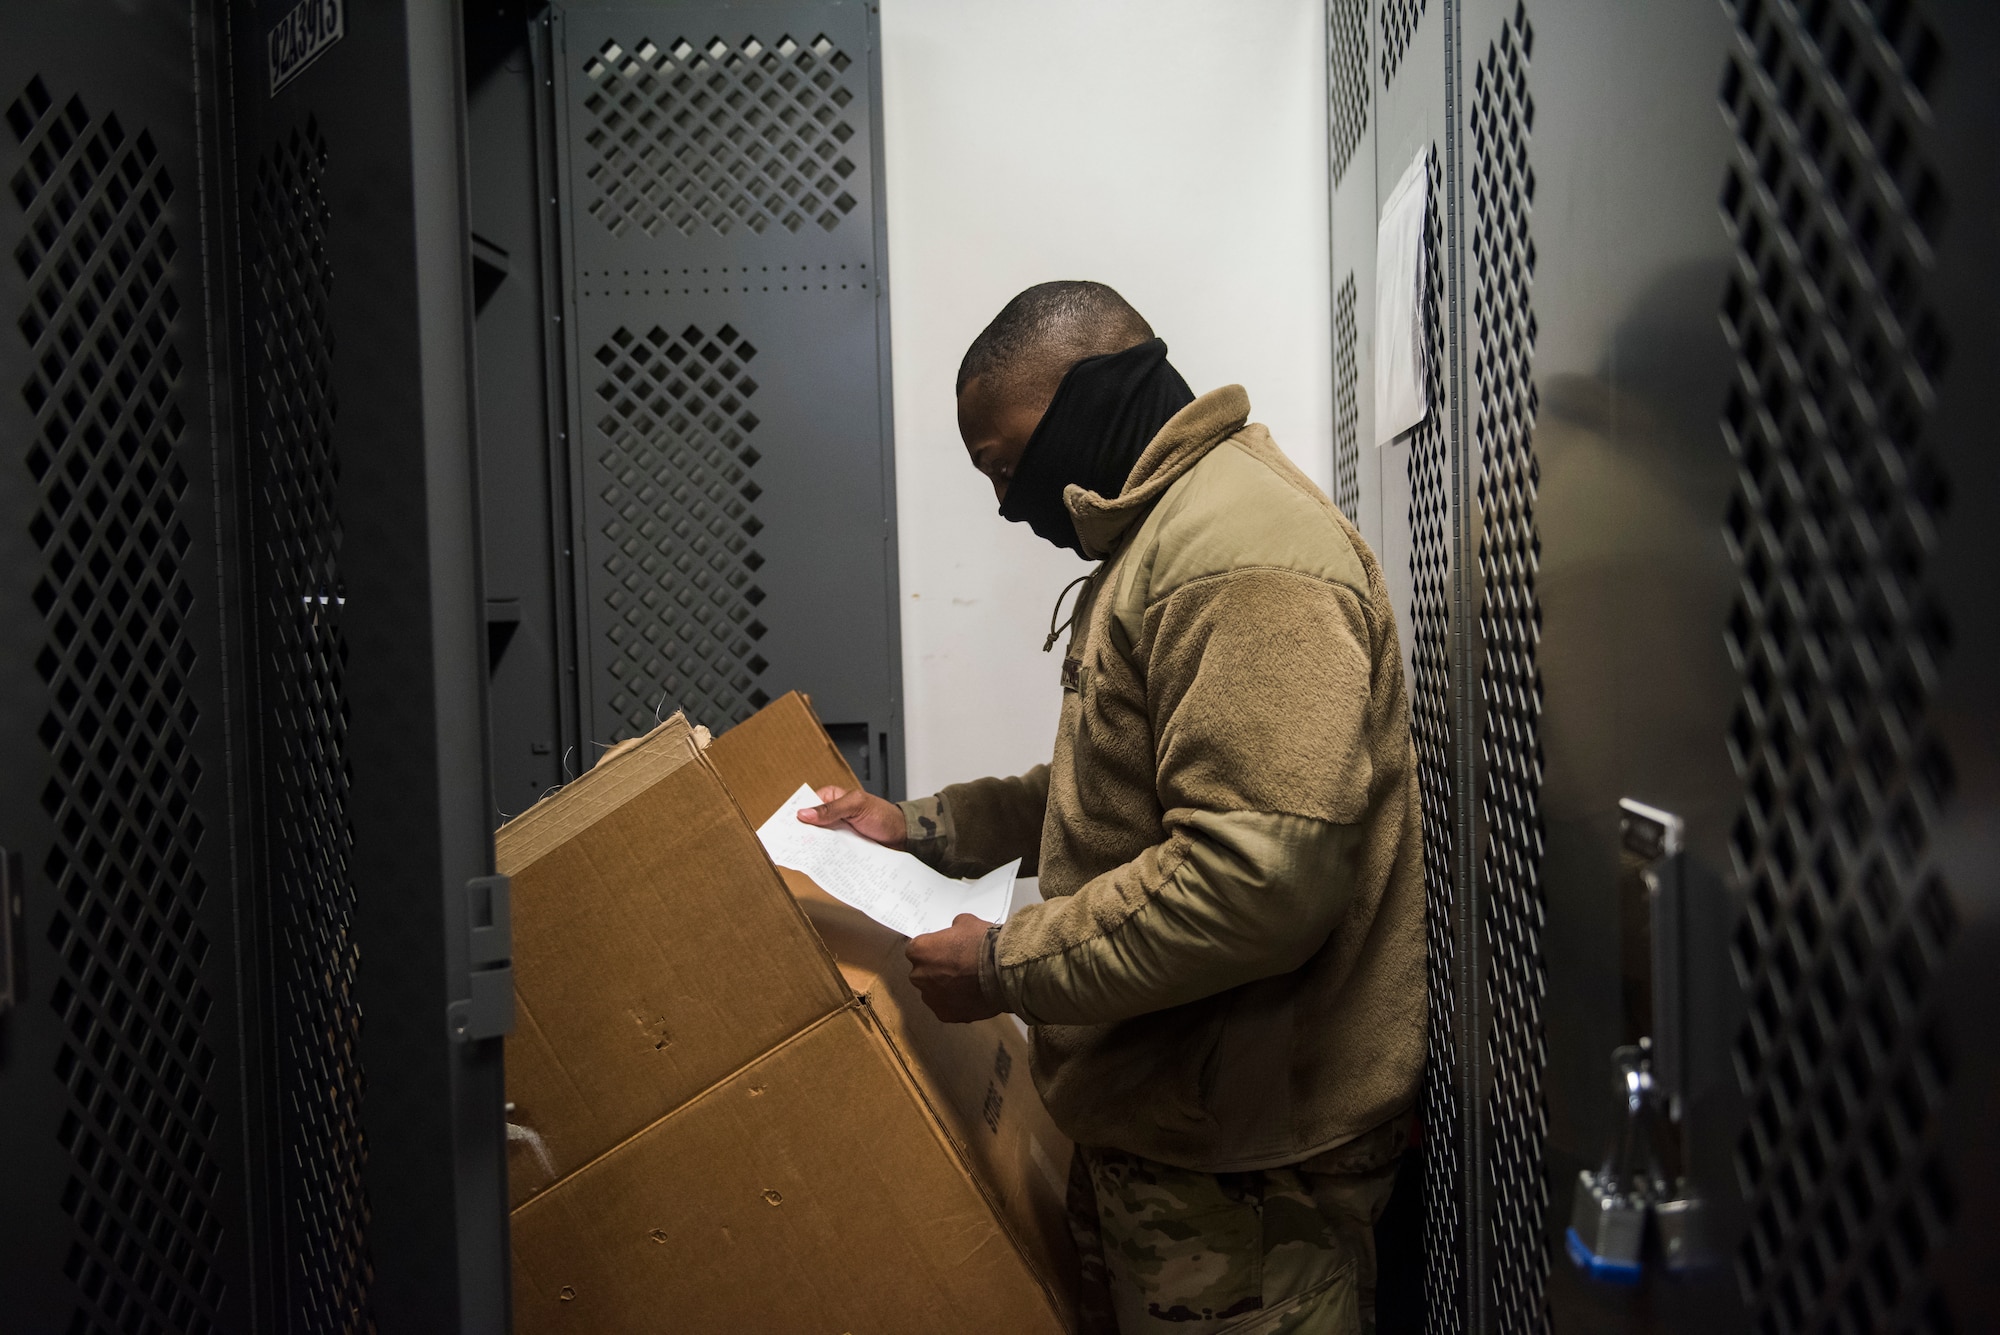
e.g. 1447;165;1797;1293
852;1000;1071;1329
510;1000;862;1216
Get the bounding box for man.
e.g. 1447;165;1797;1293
801;281;1425;1334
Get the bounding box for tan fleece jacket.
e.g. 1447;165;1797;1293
900;387;1426;1171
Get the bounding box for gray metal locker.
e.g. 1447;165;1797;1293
1333;1;1478;1327
1328;0;2000;1331
234;2;510;1327
0;11;259;1328
541;0;903;795
0;1;510;1328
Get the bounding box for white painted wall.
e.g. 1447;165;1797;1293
879;0;1332;798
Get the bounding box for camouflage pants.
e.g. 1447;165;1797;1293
1067;1123;1405;1335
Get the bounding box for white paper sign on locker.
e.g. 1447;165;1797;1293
1374;145;1433;447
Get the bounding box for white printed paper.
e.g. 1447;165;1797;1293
756;784;1020;939
1374;145;1433;446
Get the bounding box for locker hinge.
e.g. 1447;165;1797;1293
448;874;515;1043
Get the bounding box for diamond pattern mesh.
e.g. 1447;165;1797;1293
8;75;226;1334
1382;0;1427;87
593;321;769;736
1332;271;1361;521
1717;1;1956;1331
248;118;374;1332
580;32;860;240
1471;8;1548;1332
1328;0;1370;188
1404;146;1462;1335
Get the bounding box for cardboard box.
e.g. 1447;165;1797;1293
500;694;1077;1333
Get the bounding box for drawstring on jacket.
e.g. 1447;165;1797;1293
1044;572;1094;653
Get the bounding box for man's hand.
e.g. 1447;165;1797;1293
797;785;906;848
907;914;1003;1023
796;783;908;843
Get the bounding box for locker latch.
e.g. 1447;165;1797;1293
448;874;515;1043
1567;800;1710;1283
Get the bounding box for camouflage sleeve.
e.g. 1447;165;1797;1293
896;765;1049;879
897;793;953;869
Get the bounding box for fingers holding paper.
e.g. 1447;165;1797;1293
796;784;907;849
907;914;1003;1024
759;785;1019;944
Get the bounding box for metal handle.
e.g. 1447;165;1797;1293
1620;797;1685;1120
448;874;515;1042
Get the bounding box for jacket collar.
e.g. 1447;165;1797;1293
1063;385;1251;560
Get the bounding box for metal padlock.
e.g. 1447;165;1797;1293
1566;1167;1646;1285
1568;1040;1665;1285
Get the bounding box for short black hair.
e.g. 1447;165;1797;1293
955;280;1153;401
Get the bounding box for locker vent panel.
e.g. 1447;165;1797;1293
1717;0;1956;1330
1332;270;1361;521
1406;147;1462;1335
1328;0;1369;187
1382;0;1427;87
9;76;227;1334
1471;8;1548;1332
249;119;374;1329
579;32;861;240
593;321;769;736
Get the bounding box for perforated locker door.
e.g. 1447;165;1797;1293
0;1;511;1327
1325;12;1445;1333
550;0;902;795
0;6;257;1331
1346;2;2000;1334
1326;0;1375;542
1459;6;1553;1332
1346;2;1482;1330
1706;2;1990;1330
231;1;509;1328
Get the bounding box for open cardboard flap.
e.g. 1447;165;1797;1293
497;715;848;1209
499;693;1077;1333
706;694;902;991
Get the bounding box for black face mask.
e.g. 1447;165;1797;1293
997;338;1195;556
